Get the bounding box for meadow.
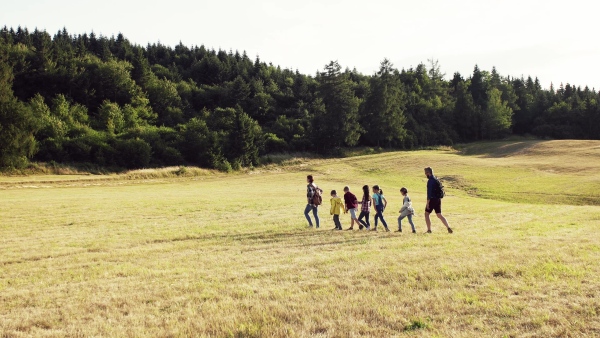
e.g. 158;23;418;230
1;140;599;337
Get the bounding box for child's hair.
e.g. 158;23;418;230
362;185;369;198
331;190;337;195
343;186;350;192
373;185;381;193
379;189;384;195
400;187;408;194
307;175;314;183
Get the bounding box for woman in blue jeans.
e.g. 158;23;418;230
304;175;321;228
371;185;390;232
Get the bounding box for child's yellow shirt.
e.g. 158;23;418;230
330;197;344;215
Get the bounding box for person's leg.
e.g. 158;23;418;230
333;215;341;229
397;215;404;232
358;211;368;228
349;209;358;230
304;204;313;227
365;212;371;229
380;212;389;231
373;210;380;229
407;214;416;232
424;211;432;232
312;206;320;228
436;213;452;232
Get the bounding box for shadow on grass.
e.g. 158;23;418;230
150;228;377;250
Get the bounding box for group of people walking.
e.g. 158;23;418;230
304;167;453;234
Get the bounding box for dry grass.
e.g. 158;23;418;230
1;140;599;337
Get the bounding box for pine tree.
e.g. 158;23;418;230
361;59;407;147
313;61;361;152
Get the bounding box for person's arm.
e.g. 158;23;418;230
400;199;408;213
426;180;432;208
383;197;387;209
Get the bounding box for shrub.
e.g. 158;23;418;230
114;138;152;169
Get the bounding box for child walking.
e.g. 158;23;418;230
330;190;344;230
397;187;416;233
357;185;371;230
371;185;390;232
343;186;360;230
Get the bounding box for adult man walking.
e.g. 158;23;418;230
424;167;453;234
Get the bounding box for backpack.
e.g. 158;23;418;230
434;177;446;199
311;185;323;206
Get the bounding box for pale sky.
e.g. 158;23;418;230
2;0;599;89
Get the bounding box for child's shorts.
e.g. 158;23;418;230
349;208;358;219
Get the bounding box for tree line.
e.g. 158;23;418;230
1;26;599;170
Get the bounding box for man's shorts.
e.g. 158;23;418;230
425;198;442;214
349;208;358;219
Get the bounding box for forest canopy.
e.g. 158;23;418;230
1;26;599;170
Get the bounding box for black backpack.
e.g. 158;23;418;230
434;177;445;199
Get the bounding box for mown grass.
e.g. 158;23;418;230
1;140;599;337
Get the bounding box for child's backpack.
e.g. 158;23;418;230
434;177;446;199
312;186;323;206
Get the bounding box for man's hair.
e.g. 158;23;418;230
400;187;408;194
343;186;350;191
307;175;314;183
424;167;433;175
331;190;337;195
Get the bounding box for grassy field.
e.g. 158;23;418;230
1;140;599;337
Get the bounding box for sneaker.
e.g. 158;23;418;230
370;227;377;231
346;227;354;231
426;230;432;233
316;226;320;229
394;229;402;233
412;230;417;233
447;227;453;234
385;228;390;232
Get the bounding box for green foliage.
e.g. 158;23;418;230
0;61;40;167
483;88;513;139
361;59;407;147
313;61;361;152
0;26;599;170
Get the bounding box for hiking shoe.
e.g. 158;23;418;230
447;227;453;234
385;228;390;232
395;229;402;233
370;228;377;231
412;230;417;234
346;227;354;231
426;230;432;233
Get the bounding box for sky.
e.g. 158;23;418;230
2;0;598;89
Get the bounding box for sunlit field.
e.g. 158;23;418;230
1;140;599;337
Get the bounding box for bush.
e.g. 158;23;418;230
214;159;232;173
114;138;152;169
264;133;288;153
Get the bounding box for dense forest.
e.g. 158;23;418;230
1;27;599;170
